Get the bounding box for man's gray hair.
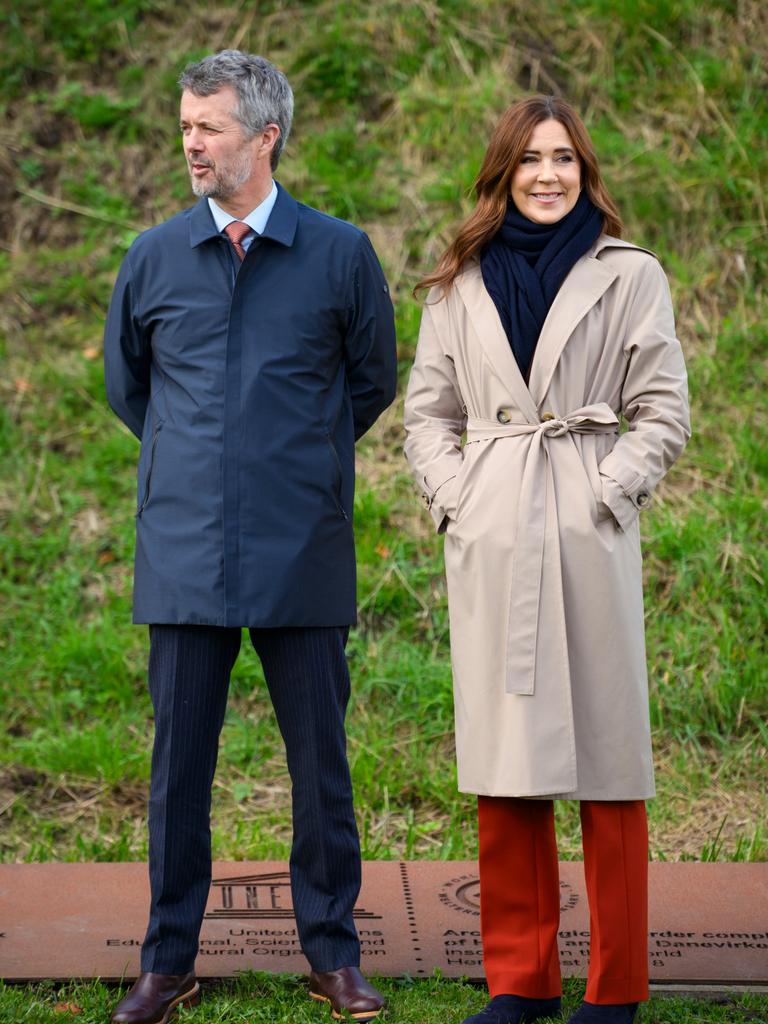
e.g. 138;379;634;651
179;50;294;170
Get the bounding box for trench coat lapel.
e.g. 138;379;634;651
455;263;539;422
527;254;617;405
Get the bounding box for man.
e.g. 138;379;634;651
104;50;396;1024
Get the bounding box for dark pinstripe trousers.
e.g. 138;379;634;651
140;624;361;974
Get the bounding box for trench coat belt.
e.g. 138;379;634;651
465;403;620;696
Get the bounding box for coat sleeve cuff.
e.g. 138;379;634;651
599;465;653;532
422;471;459;533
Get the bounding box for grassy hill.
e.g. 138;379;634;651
0;0;766;1019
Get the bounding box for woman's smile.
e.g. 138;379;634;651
529;191;564;203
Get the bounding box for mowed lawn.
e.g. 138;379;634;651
0;1;766;1021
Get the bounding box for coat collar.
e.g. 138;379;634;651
188;180;299;249
455;235;652;414
455;262;539;421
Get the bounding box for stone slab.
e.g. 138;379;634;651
1;862;766;987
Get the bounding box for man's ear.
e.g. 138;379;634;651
257;124;280;162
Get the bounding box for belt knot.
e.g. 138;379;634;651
540;418;569;438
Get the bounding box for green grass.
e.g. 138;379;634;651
1;976;767;1024
1;0;767;1020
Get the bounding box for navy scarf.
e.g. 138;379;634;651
480;191;603;381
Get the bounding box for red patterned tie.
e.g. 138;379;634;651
224;221;250;262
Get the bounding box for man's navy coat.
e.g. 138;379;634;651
104;184;397;626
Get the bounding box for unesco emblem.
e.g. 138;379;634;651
205;871;381;920
439;876;579;917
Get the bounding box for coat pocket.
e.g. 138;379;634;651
446;453;471;525
137;421;163;516
581;436;616;525
448;440;488;527
324;432;348;520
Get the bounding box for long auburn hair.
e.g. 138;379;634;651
416;95;623;295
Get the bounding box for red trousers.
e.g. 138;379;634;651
477;797;649;1004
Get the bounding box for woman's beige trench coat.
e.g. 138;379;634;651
404;236;690;800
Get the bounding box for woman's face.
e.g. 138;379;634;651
511;119;582;224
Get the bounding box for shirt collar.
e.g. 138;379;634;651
207;180;278;237
189;181;297;249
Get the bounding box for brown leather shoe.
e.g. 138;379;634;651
309;966;385;1021
110;972;200;1024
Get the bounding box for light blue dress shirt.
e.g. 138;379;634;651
207;180;278;252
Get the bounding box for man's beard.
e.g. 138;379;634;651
189;147;253;199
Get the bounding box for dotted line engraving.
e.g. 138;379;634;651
399;861;426;975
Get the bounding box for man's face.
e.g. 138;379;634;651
180;86;255;200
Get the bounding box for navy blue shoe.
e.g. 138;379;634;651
462;994;562;1024
566;1001;638;1023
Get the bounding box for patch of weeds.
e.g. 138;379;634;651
51;82;141;137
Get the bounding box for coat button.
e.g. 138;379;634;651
541;411;555;421
636;491;650;507
497;409;511;424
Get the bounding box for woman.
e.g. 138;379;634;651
403;96;690;1024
